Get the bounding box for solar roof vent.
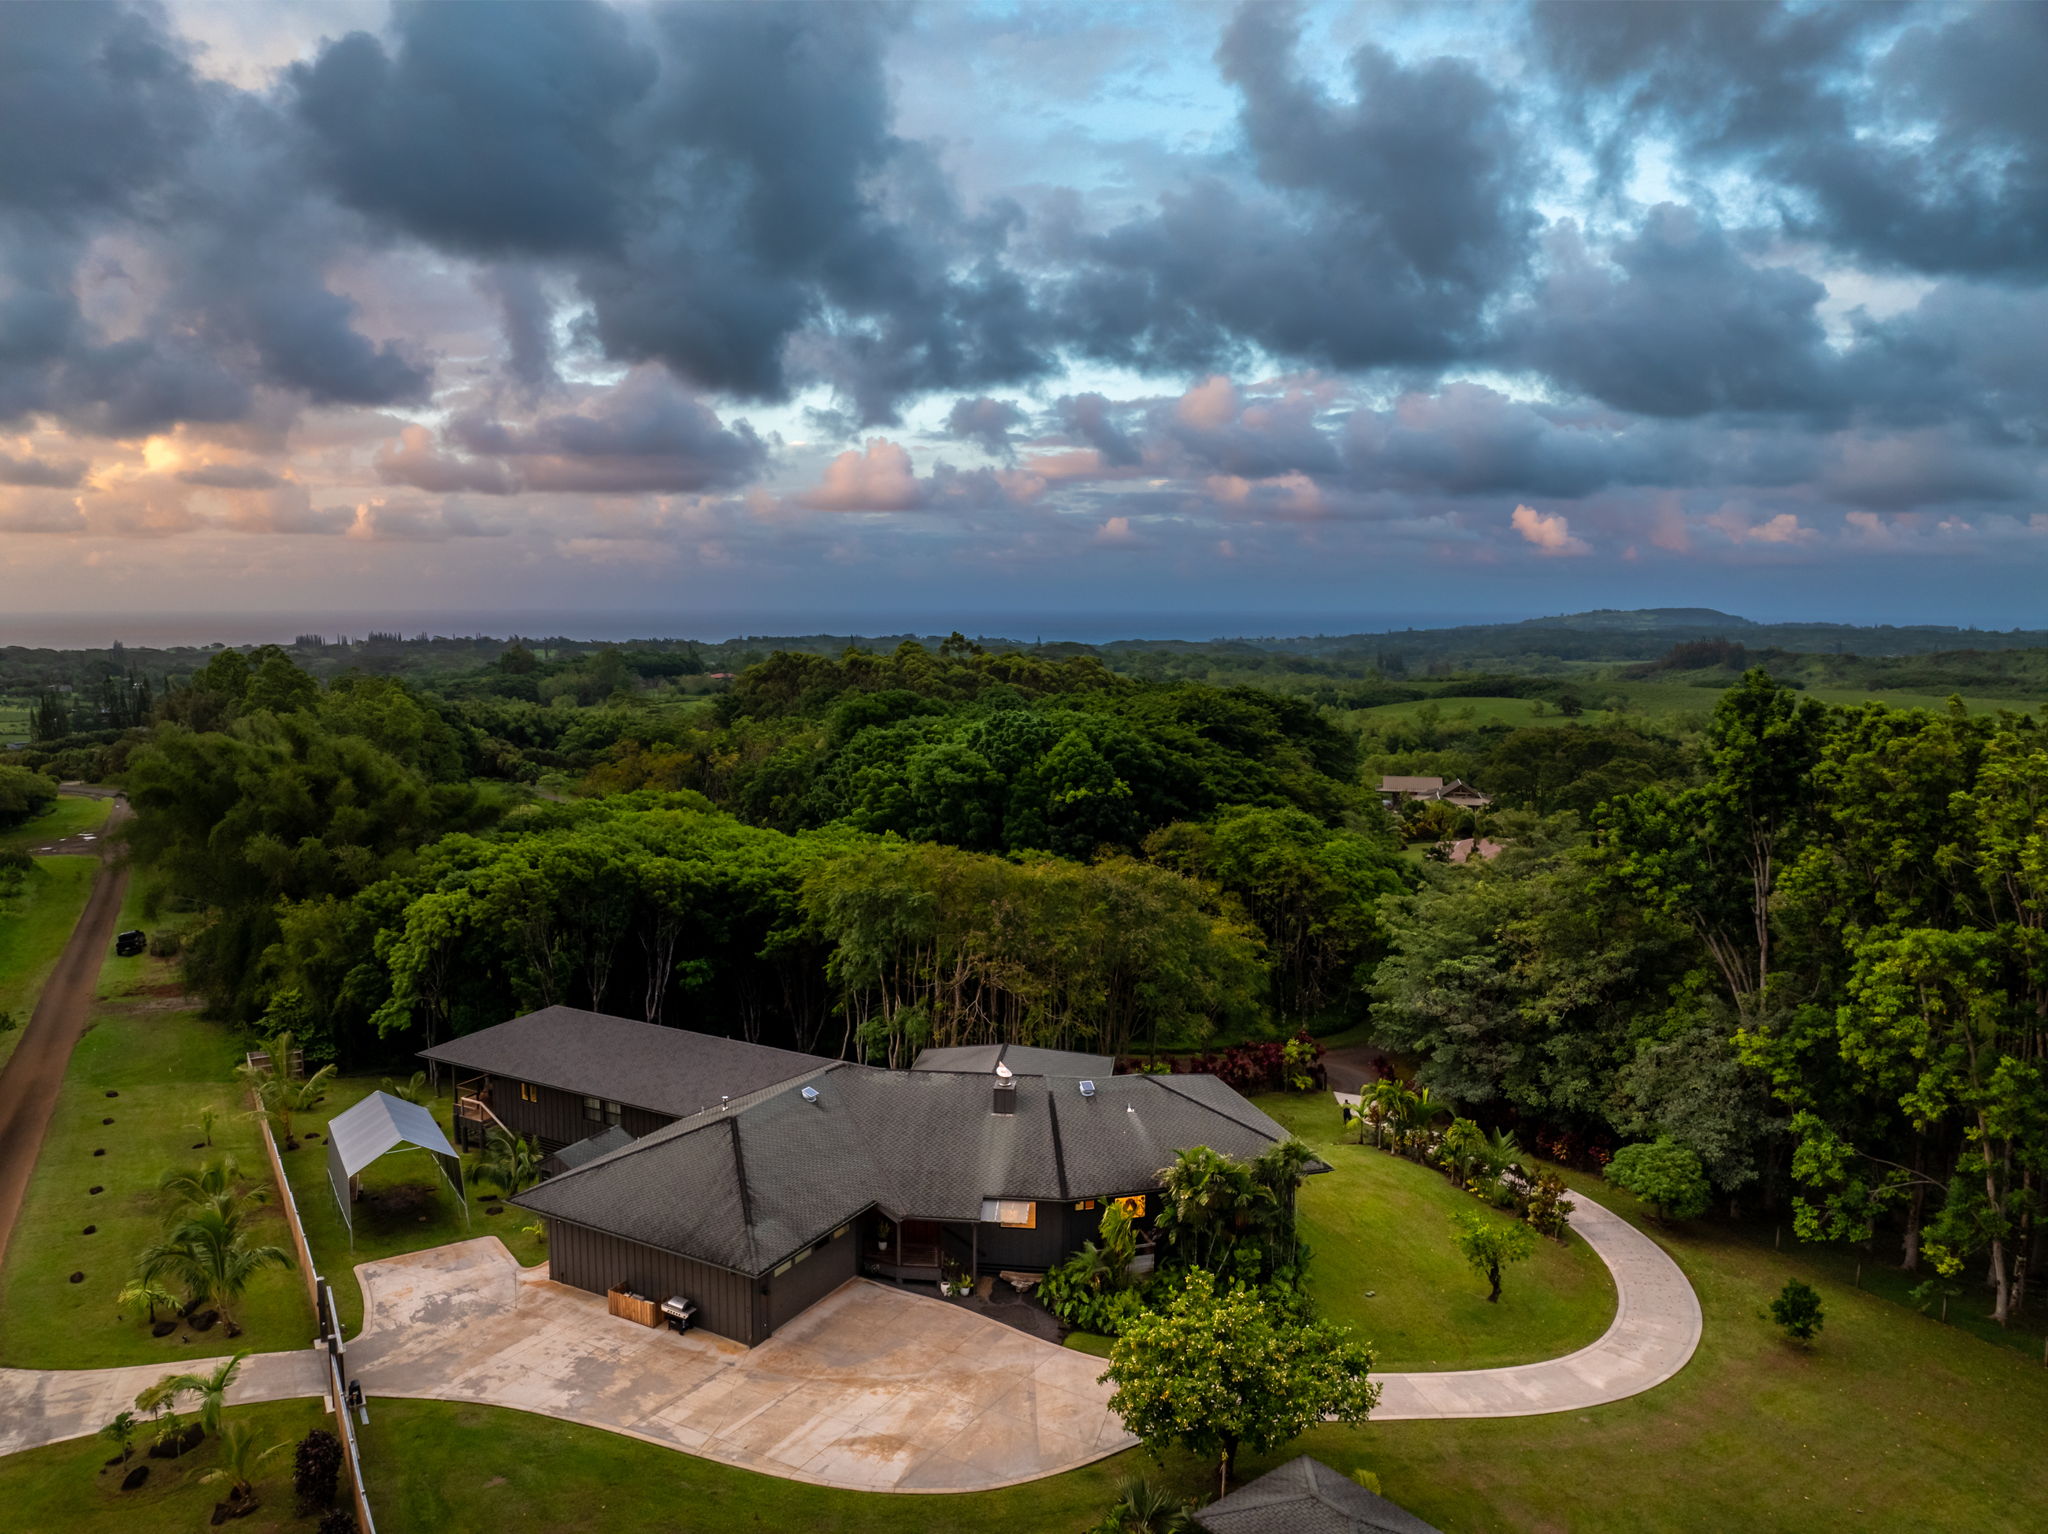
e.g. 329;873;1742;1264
801;1086;820;1104
994;1061;1014;1081
1079;1080;1096;1098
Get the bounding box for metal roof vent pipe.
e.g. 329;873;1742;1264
993;1079;1017;1116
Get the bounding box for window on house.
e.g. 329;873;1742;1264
1074;1199;1096;1211
582;1096;602;1123
604;1100;623;1126
980;1198;1037;1228
519;1082;538;1103
1113;1194;1146;1218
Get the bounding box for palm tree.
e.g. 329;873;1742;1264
1366;1077;1407;1151
158;1155;262;1215
199;1421;285;1506
381;1070;429;1105
1480;1126;1523;1178
1108;1476;1194;1533
475;1129;541;1198
189;1105;220;1148
117;1277;182;1326
241;1061;336;1150
140;1353;245;1438
98;1411;139;1465
135;1204;292;1331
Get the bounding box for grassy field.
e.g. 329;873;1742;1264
1251;1093;1613;1369
1342;681;2039;738
0;1399;332;1533
358;1397;1142;1534
0;792;113;855
0;854;97;1074
0;881;313;1370
281;1075;547;1337
0;698;31;746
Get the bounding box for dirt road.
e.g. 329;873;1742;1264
0;800;131;1269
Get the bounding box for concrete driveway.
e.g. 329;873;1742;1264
347;1238;1135;1492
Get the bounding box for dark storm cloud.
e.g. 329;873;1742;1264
1531;0;2048;278
1513;206;1839;418
0;1;203;218
287;1;655;257
437;370;767;494
0;3;430;436
1056;394;1144;469
0;450;86;488
479;268;561;397
944;397;1028;459
1054;4;1538;374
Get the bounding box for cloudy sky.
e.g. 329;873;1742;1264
3;0;2046;636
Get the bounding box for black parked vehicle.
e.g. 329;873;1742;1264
114;930;146;957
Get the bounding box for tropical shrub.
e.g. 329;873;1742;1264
1768;1279;1825;1344
1605;1137;1711;1221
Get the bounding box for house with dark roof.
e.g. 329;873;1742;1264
910;1041;1116;1078
420;1008;1308;1347
1194;1456;1442;1534
420;1005;829;1154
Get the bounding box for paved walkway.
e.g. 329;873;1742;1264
0;1349;327;1458
346;1239;1135;1492
1375;1192;1702;1418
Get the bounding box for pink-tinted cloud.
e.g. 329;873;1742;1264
1510;503;1590;555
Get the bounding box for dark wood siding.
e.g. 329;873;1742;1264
765;1223;858;1333
478;1081;675;1155
544;1217;762;1345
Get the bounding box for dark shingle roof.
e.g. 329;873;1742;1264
1194;1457;1442;1534
911;1042;1117;1078
418;1007;824;1119
542;1124;636;1177
514;1065;1303;1277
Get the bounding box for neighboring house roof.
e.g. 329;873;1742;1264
1447;837;1505;865
513;1064;1307;1278
419;1006;825;1119
1194;1456;1443;1534
542;1124;636;1177
911;1042;1116;1078
1439;779;1492;804
1378;776;1445;795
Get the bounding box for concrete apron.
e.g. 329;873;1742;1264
0;1349;328;1458
344;1238;1137;1493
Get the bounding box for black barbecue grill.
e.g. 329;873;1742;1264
660;1296;698;1335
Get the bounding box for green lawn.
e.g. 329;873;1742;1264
0;793;113;854
1250;1093;1614;1369
0;1399;331;1533
0;854;97;1074
282;1075;547;1337
359;1397;1142;1534
0;882;313;1370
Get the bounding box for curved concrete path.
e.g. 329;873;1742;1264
1373;1193;1702;1419
0;1349;326;1458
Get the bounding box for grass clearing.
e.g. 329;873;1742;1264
0;1399;331;1534
281;1075;547;1337
358;1397;1139;1534
0;793;114;855
1251;1093;1614;1369
0;854;97;1074
0;880;313;1370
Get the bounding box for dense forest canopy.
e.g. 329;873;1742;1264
4;613;2041;1325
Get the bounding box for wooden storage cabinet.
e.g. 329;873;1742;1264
607;1286;659;1327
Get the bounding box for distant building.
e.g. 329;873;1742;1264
1378;775;1492;810
1446;837;1505;865
1194;1456;1442;1534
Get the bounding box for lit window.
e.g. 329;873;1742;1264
1074;1199;1096;1211
980;1198;1036;1228
519;1083;538;1103
1113;1194;1146;1218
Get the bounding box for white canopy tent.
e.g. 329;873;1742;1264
325;1090;468;1246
